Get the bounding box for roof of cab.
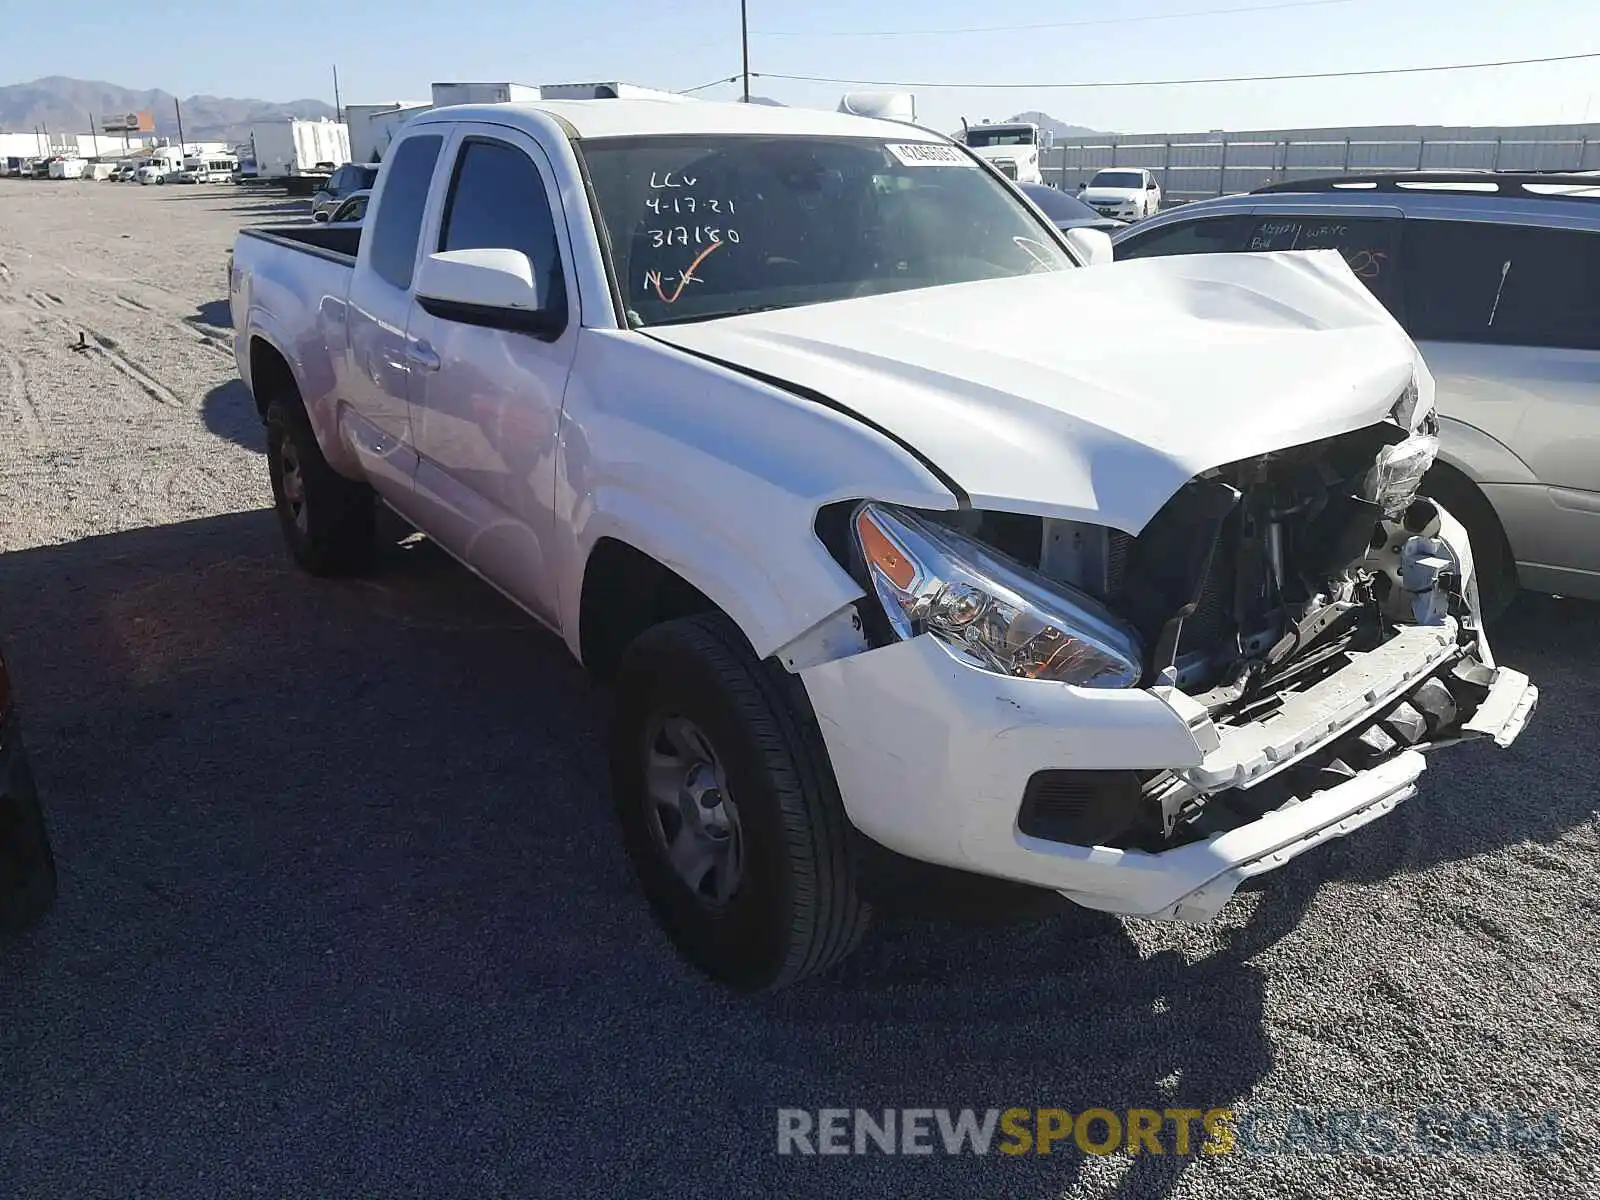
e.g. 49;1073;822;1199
408;97;951;143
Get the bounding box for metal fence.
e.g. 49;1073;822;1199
1048;130;1600;203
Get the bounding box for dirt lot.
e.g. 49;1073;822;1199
1;178;1597;1199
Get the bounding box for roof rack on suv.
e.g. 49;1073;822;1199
1251;170;1600;200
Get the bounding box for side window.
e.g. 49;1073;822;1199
368;133;443;291
1404;220;1600;350
1240;215;1402;315
1114;215;1251;260
438;138;566;317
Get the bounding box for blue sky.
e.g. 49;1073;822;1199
9;0;1599;134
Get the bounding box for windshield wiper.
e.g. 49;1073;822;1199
645;303;799;328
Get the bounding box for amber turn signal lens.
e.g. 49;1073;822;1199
856;510;917;590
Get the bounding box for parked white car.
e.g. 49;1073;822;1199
311;188;372;224
310;162;380;218
1079;167;1163;220
228;99;1535;991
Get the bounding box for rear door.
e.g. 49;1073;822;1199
342;128;446;503
1400;216;1600;578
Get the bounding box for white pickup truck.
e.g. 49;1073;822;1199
229;98;1537;992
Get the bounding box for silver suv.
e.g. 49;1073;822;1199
1111;171;1600;620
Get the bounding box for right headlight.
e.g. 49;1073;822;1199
1361;432;1439;517
852;502;1144;688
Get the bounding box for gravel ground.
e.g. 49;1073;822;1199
0;178;1597;1200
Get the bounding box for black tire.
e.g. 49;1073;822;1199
1422;465;1517;624
610;613;870;991
265;396;375;576
0;744;58;936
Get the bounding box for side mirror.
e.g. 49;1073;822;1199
1064;226;1114;267
312;209;330;222
1041;130;1055;151
414;248;560;337
1076;181;1086;192
1147;179;1158;190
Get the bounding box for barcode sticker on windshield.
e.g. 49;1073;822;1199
886;143;967;166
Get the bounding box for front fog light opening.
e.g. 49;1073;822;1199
852;502;1145;688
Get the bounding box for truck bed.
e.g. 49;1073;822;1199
239;223;361;264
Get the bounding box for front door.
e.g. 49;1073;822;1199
405;127;581;627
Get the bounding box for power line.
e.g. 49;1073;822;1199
677;75;740;95
754;50;1600;90
754;0;1355;38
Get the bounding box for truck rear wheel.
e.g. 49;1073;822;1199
265;398;375;576
610;613;870;991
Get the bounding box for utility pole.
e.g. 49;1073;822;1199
333;64;343;123
174;96;187;158
740;0;750;103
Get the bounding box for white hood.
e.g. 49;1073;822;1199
645;250;1425;534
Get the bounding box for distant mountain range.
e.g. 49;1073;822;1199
0;76;336;144
1007;111;1101;139
0;77;1101;147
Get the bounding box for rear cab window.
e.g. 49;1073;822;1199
436;137;568;325
367;133;444;290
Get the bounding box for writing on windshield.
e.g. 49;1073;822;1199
581;134;1072;327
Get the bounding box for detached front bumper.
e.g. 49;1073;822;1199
799;618;1535;924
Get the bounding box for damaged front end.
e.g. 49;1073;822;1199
820;382;1536;875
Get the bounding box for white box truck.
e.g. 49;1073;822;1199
958;120;1053;184
250;119;351;193
429;82;543;107
535;81;692;102
345;102;429;164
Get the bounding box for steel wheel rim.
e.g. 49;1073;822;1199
642;713;743;908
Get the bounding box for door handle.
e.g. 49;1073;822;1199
406;341;441;372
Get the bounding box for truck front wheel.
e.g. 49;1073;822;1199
265;398;375;576
610;613;870;991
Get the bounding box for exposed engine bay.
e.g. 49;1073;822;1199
929;414;1528;852
945;416;1458;710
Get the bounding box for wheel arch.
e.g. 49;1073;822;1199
247;333;300;420
572;504;864;683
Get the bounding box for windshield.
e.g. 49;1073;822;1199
1015;182;1102;223
1089;170;1145;190
580;134;1072;328
964;127;1037;148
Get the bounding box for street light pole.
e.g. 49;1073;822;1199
740;0;750;103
